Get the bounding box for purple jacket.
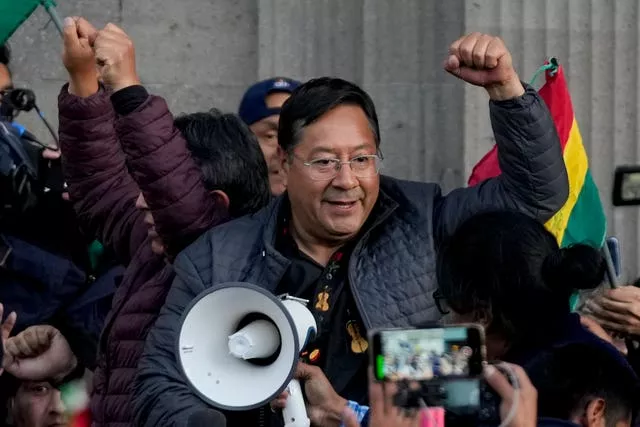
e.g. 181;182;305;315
59;85;227;427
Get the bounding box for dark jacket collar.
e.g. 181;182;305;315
260;185;399;258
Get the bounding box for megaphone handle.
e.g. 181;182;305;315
282;379;310;427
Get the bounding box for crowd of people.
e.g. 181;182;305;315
0;13;639;427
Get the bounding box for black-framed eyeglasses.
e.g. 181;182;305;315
293;153;383;181
433;289;450;315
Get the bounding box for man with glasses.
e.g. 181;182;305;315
134;33;569;427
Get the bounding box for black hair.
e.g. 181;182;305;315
436;210;605;343
174;109;271;218
0;44;10;66
277;77;380;152
528;342;639;426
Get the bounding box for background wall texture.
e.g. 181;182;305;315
8;0;640;279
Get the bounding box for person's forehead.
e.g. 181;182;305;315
297;105;376;150
264;91;290;109
251;115;280;131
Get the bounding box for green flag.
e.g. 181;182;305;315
0;0;42;45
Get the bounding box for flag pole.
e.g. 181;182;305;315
529;58;617;291
601;242;619;288
40;0;64;37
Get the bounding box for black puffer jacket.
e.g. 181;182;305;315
133;83;569;427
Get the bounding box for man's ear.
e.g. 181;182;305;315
582;398;606;427
210;190;230;210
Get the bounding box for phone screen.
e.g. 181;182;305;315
372;326;484;382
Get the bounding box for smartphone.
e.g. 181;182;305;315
371;325;486;415
371;325;485;381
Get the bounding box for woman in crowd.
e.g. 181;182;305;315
435;210;631;371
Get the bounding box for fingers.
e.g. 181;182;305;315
586;300;634;324
42;148;61;159
63;17;80;48
294;362;319;381
606;286;640;303
588;316;631;334
76;18;98;45
383;381;398;416
484;364;513;398
457;33;479;68
103;22;127;35
270;391;288;410
485;37;506;69
1;310;16;342
597;297;635;314
368;367;385;414
470;34;492;69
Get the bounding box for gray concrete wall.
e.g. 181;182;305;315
8;0;640;279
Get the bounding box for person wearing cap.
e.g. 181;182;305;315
239;77;301;195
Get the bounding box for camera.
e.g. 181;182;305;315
0;88;37;122
0;120;40;219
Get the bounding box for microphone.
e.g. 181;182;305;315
187;409;227;427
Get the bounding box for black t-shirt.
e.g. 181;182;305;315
273;209;369;403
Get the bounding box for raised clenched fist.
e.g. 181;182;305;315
3;325;77;382
93;23;140;92
444;33;525;100
62;16;99;97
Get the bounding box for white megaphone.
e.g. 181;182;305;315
177;282;317;427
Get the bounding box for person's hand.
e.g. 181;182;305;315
585;286;640;336
484;363;537;427
93;23;140;92
3;325;77;382
271;363;347;427
444;32;525;101
580;315;628;355
62;16;99;97
0;303;17;376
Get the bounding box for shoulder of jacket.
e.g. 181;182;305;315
380;175;442;205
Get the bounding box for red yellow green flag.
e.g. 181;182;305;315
468;60;606;249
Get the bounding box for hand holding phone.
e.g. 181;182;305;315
484;363;537;427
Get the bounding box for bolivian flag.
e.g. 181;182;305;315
468;59;606;249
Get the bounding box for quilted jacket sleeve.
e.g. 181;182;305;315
132;248;210;426
59;84;146;265
433;83;569;243
116;95;228;258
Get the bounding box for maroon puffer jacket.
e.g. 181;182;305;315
59;85;227;427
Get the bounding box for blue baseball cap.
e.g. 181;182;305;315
238;77;301;125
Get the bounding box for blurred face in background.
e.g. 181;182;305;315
11;381;67;427
249;92;291;196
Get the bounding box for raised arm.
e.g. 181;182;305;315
59;18;146;264
92;23;228;258
433;33;568;243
